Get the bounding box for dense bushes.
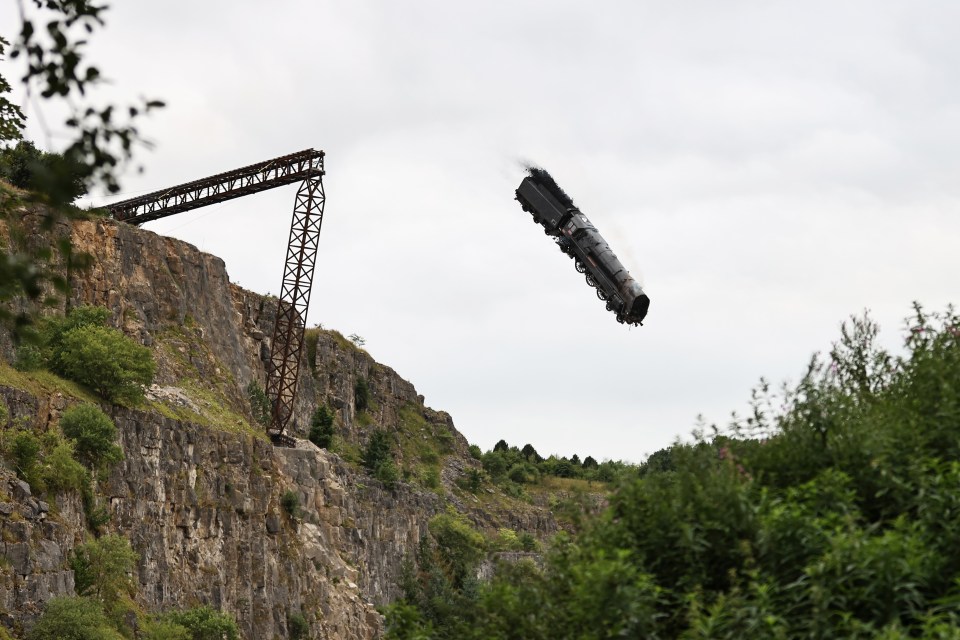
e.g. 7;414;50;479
17;305;154;403
159;606;240;640
60;404;122;471
55;324;154;403
308;404;335;448
476;440;632;494
26;596;123;640
71;534;138;626
364;428;398;488
386;306;960;638
0;403;114;496
0;140;87;203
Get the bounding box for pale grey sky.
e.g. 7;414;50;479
5;1;960;462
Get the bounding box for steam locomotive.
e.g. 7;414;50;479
515;168;650;325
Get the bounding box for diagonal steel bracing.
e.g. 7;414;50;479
266;173;325;442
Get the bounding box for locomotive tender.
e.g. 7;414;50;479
515;167;650;325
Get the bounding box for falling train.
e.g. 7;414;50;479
515;167;650;325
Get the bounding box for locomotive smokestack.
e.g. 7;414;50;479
523;165;576;210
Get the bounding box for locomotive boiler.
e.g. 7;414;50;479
515;167;650;325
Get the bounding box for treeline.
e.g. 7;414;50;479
472;440;635;490
0;140;88;205
386;306;960;638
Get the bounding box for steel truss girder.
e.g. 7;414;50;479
107;149;325;225
266;173;326;441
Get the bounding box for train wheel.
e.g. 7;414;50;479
585;273;596;287
596;288;607;301
574;261;586;273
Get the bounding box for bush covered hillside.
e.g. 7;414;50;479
386;305;960;639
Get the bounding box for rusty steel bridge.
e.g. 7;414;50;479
107;149;326;447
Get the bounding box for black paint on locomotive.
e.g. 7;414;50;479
515;167;650;325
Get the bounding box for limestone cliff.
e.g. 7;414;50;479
0;205;560;639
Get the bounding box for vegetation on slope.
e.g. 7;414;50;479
386;305;960;639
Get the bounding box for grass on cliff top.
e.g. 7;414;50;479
147;381;267;442
326;329;371;357
152;325;266;441
0;362;99;404
395;403;444;480
527;476;609;494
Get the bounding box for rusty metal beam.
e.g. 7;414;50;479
107;149;325;225
266;172;326;444
105;148;327;446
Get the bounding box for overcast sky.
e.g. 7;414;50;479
5;1;960;462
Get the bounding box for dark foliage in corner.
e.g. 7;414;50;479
0;140;87;202
0;2;163;342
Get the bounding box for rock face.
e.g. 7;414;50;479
0;212;559;638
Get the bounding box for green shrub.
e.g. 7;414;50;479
246;382;271;426
82;492;112;532
161;606;239;640
309;404;335;449
60;404;122;470
508;462;539;484
17;306;108;372
496;528;523;551
376;459;400;489
2;424;89;495
141;621;190;640
288;612;309;640
26;596;122;640
50;306;111;339
281;490;301;519
54;324;155;403
363;429;392;471
13;343;45;370
481;450;509;481
421;466;440;489
458;468;483;493
303;328;319;373
383;602;435;640
0;140;87;203
428;511;486;587
42;440;88;492
10;429;41;479
71;534;138;613
518;532;539;552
